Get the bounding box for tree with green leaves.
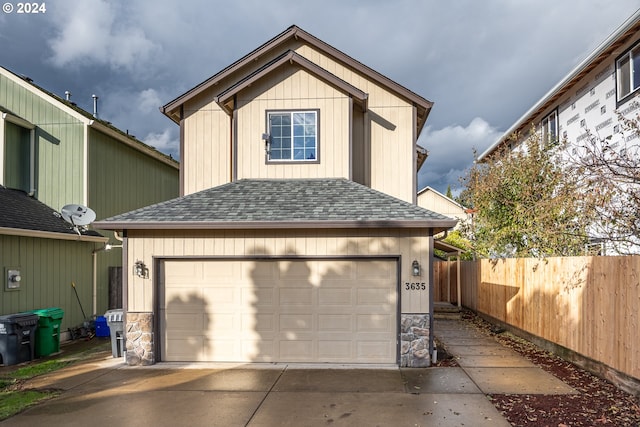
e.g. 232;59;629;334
459;129;592;258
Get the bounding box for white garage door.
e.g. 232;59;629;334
160;258;398;363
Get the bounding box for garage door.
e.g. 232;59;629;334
160;258;398;363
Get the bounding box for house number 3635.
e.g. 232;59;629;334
404;282;426;291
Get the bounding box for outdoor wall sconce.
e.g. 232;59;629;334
134;260;149;279
6;269;22;290
412;260;421;276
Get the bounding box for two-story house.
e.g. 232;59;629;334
0;65;179;341
477;10;640;254
95;26;456;367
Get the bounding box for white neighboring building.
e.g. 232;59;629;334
478;9;640;255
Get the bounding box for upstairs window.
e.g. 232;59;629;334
541;110;558;144
267;110;318;162
617;43;640;101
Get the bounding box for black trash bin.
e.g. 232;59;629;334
0;312;39;366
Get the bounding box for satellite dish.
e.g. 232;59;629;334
60;204;96;234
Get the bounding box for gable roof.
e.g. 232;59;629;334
161;25;432;134
0;66;178;169
478;8;640;161
214;50;368;114
417;186;466;210
0;186;106;242
94;178;457;233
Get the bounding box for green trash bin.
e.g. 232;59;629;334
31;308;64;357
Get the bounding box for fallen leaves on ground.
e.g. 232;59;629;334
460;311;640;427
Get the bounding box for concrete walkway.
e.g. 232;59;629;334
0;319;576;427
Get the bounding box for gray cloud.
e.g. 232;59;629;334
1;0;638;192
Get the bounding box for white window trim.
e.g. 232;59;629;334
266;110;319;163
616;41;640;102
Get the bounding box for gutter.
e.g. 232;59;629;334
0;227;108;243
93;219;459;234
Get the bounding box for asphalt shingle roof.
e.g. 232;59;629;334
95;179;457;231
0;186;102;237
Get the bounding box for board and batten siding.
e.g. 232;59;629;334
88;127;179;315
88;127;179;220
125;229;431;315
235;68;350;180
0;234;95;331
182;94;231;195
294;44;417;203
0;72;85;209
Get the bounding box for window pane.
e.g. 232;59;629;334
268;111;316;161
633;48;640;92
618;55;631;97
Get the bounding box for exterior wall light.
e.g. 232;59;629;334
412;260;421;276
134;260;149;279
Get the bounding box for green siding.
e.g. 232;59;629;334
88;127;179;314
88;127;179;219
3;121;31;191
0;235;95;332
0;73;85;209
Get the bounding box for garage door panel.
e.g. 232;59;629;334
318;314;351;332
165;312;205;331
356;260;395;279
279;288;313;305
162;259;397;363
318;341;351;358
318;288;352;305
357;314;393;332
357;288;396;306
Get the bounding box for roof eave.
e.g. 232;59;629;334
94;219;458;232
214;50;369;115
161;25;431;123
0;227;108;243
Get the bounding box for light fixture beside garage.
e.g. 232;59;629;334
412;260;421;276
134;260;149;279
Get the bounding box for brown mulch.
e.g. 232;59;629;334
444;311;640;426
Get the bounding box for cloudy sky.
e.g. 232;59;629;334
1;1;638;194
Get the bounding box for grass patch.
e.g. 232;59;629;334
0;340;110;421
0;360;71;420
9;359;72;380
0;389;58;420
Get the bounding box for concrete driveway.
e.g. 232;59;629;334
1;356;509;427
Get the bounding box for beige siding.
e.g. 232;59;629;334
295;45;416;202
126;229;430;315
236;68;350;180
417;190;467;224
182;93;231;195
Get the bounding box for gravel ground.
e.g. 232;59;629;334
443;311;640;426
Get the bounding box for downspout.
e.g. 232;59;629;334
428;231;435;364
92;240;122;315
29;129;36;196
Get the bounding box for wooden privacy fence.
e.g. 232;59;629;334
435;256;640;382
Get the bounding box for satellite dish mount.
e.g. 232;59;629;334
60;204;96;235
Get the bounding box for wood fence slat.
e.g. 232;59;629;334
434;256;640;382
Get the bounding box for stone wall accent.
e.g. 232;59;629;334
400;314;431;367
125;312;154;366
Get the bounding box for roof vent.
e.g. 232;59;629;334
65;91;72;101
92;94;99;118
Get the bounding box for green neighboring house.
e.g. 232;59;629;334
0;65;179;339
